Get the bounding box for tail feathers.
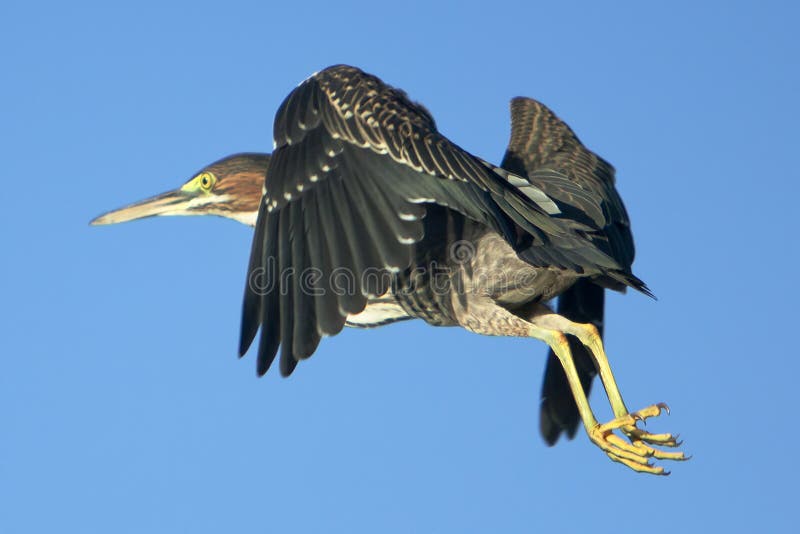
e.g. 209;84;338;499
611;270;655;299
539;279;604;445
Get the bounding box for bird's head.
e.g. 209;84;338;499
90;153;269;228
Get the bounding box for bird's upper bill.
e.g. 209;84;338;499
89;187;205;226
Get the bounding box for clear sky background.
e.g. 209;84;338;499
2;1;798;532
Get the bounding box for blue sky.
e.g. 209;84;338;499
2;1;798;532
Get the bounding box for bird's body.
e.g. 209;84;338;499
92;64;687;474
240;65;646;373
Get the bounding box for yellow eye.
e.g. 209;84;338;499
199;172;215;192
180;171;217;194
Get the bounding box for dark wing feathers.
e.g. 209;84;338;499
311;66;569;236
254;214;281;376
294;197;322;357
314;180;363;315
241;65;642;376
501;97;636;270
239;200;266;357
277;206;297;368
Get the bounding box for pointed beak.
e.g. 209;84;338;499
90;189;194;226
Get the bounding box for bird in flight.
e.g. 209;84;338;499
92;65;686;474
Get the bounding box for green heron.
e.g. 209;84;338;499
92;65;686;475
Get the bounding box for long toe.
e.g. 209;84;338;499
590;404;688;475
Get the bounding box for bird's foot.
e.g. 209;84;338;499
589;403;689;475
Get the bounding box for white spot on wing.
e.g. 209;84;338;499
496;166;562;216
507;175;529;188
345;298;409;327
519;186;561;215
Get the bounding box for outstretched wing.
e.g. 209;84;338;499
501;97;635;271
239;65;590;377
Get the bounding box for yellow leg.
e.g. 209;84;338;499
533;312;685;450
532;312;628;416
527;323;679;475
